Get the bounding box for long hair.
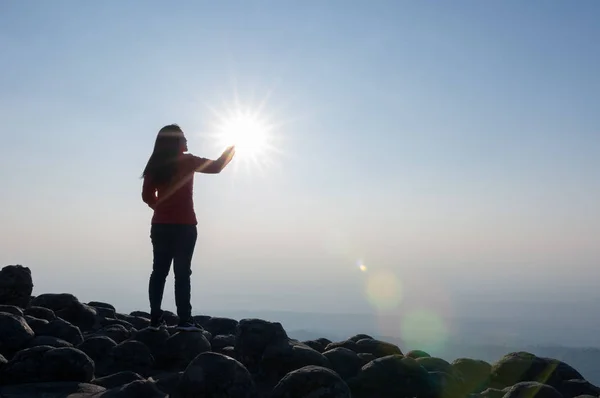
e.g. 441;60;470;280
142;124;186;185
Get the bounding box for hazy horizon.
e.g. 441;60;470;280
1;0;599;348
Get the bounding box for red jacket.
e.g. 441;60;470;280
142;153;223;225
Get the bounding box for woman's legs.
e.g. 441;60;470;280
172;224;198;323
149;224;174;324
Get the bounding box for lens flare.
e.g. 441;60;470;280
365;270;403;311
400;309;448;352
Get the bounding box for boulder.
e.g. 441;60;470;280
212;334;236;351
130;310;151;318
78;335;117;363
31;294;97;332
355;338;403;358
92;370;144;389
0;305;24;317
348;334;374;342
153;371;182;396
357;353;376;365
324;340;359;353
159;331;211;371
27;335;73;349
271;365;351;398
502;381;563;398
0;265;33;308
203;316;238;336
37;318;84;346
323;347;364;380
110;340;154;375
40;347;95;383
94;324;132;344
261;339;331;382
406;349;431;359
490;352;583;390
134;326;170;359
559;379;600;398
0;312;35;357
0;345;53;384
113;313;149;330
87;301;115;311
0;381;106;397
24;315;49;334
235;318;288;374
347;354;435;398
101;379;167;397
24;306;56;321
416;356;456;375
177;352;256;398
453;357;492;393
302;339;328;353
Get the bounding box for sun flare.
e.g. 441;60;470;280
214;109;271;160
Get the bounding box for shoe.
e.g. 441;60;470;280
176;319;202;332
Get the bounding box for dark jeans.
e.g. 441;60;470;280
149;223;197;321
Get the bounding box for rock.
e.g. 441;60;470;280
78;335;117;363
429;371;465;398
0;265;33;308
40;347;95;383
153;371;182;396
0;353;6;369
0;345;52;384
37;317;84;346
481;387;506;398
357;353;376;365
348;334;373;342
271;365;351;398
159;331;211;371
355;338;403;358
324;339;358;353
323;347;363;380
160;310;179;326
94;324;132;344
453;358;492;393
177;352;256;398
416;356;456;375
406;349;431;359
113;313;149;330
559;379;600;398
0;305;24;317
88;301;116;311
31;293;97;332
101;379;167;398
93;306;116;319
261;340;331;382
24;315;49;333
134;327;170;359
130;310;150;318
302;340;328;353
0;312;35;357
502;381;563;398
193;315;211;326
204;316;238;336
24;306;56;321
490;351;583;389
220;346;236;358
27;335;73;349
347;355;435;398
0;381;106;397
92;371;144;389
100;317;135;330
235;318;289;374
212;334;236;350
110;340;154;375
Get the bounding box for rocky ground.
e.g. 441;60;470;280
0;265;599;398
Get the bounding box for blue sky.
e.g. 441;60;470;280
1;1;599;329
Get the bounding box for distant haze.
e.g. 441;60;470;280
1;1;599;349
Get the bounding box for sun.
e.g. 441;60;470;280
213;108;272;160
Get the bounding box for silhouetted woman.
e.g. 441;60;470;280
142;124;235;330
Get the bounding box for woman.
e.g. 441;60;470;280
141;124;235;330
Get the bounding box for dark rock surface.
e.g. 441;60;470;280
0;265;33;308
0;270;599;397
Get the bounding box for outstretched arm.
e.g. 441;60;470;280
192;146;236;174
